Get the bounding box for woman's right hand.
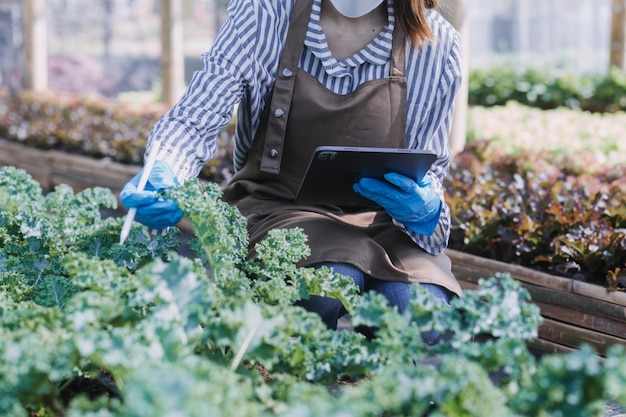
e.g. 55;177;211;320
120;160;184;230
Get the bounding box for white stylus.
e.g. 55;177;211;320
119;153;157;245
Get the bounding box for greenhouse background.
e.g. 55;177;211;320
2;2;626;416
0;0;616;99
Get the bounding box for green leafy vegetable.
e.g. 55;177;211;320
1;167;625;417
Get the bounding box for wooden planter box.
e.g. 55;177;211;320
0;137;139;196
447;249;626;356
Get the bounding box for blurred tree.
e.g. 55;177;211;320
103;0;113;59
610;0;626;69
22;0;48;91
160;0;184;105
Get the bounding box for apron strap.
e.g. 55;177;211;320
260;0;314;174
390;18;406;78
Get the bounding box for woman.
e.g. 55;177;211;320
121;0;464;335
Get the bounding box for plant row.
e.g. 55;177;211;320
1;166;626;417
446;141;626;290
0;89;235;185
3;66;625;174
0;90;161;165
467;102;626;167
469;66;626;112
2;88;624;289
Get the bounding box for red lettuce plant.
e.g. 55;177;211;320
445;141;626;290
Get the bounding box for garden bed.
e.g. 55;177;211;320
0;137;138;195
5;166;626;417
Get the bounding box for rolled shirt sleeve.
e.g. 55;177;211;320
401;14;463;254
147;0;292;180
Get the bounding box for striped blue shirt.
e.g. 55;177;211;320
147;0;463;254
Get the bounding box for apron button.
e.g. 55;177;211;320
281;67;293;77
269;149;279;158
274;108;285;118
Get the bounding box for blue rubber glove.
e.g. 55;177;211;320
120;160;184;230
353;172;442;236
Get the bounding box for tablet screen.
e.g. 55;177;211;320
295;146;437;207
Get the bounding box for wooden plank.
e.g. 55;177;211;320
525;284;626;323
458;276;626;340
458;279;626;338
537;318;626;355
448;249;573;291
458;280;478;291
535;301;626;339
49;151;139;195
571;280;626;306
458;278;621;357
528;338;576;356
0;138;138;194
0;139;53;189
454;278;615;357
448;249;626;307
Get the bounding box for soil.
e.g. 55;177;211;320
59;370;120;406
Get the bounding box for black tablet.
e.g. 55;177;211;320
295;146;437;207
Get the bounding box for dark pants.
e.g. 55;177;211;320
297;262;453;344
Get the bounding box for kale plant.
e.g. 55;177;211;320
1;168;626;417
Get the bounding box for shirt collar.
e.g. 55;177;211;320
305;0;394;77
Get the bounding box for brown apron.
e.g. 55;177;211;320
222;0;462;297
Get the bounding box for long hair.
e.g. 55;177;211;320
394;0;439;46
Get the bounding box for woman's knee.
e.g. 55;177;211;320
366;280;413;313
419;283;454;306
367;280;453;345
295;295;345;330
313;262;365;290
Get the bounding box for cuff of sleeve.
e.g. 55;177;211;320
404;216;439;236
403;200;442;236
148;149;192;182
